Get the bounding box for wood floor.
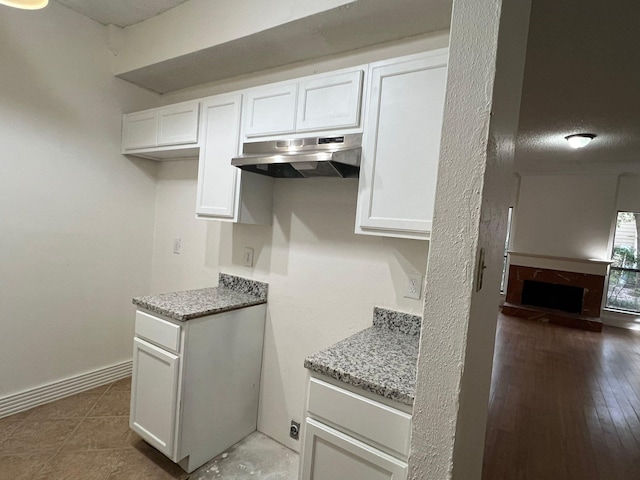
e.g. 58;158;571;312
482;314;640;480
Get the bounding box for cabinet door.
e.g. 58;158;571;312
122;110;158;150
356;51;448;239
130;337;180;459
157;101;200;146
296;70;363;132
243;83;297;137
301;418;407;480
196;93;243;219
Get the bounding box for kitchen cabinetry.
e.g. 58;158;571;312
122;100;200;160
243;83;298;138
300;376;412;480
242;68;365;140
195;92;273;224
130;306;266;473
356;50;448;240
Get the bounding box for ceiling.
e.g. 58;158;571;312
54;0;640;174
55;0;190;27
515;0;640;173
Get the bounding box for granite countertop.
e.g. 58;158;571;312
132;273;268;321
304;307;421;406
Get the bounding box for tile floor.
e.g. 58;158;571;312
0;377;299;480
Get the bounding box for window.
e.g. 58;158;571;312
500;207;514;294
606;212;640;313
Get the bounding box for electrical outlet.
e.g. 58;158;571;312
173;237;181;255
290;420;300;440
404;272;423;299
243;247;254;267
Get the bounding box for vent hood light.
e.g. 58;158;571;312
0;0;48;9
565;133;596;149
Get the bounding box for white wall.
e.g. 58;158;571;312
617;175;640;213
0;3;159;398
512;174;618;260
113;0;357;74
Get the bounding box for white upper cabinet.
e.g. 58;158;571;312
243;83;298;138
356;50;448;240
296;70;363;132
122;110;158;150
157;102;200;146
242;67;366;141
196;93;243;219
122;100;200;159
196;93;273;225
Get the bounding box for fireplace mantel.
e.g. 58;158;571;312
503;262;605;332
508;251;612;276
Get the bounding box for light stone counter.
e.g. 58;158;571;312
304;307;421;406
132;273;267;321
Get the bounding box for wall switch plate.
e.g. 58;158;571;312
173;237;181;255
243;247;254;267
404;272;423;299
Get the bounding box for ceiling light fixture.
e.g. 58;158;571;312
0;0;48;9
565;133;596;149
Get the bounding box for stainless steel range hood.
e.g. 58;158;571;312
231;134;361;178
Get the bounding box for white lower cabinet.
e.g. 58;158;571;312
130;338;180;457
129;306;266;473
302;418;408;480
300;376;411;480
356;49;448;240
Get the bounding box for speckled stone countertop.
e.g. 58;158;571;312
304;307;421;406
132;273;268;322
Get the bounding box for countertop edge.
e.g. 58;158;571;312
132;296;266;322
303;359;414;406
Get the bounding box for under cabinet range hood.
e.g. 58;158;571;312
231;134;361;178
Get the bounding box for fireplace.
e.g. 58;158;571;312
521;280;584;314
503;253;610;332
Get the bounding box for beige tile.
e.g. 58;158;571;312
33;449;119;480
23;394;102;421
0;418;81;454
0;452;53;480
108;377;132;392
0;417;24;443
88;391;131;417
62;417;132;451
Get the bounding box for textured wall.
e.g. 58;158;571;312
409;0;531;478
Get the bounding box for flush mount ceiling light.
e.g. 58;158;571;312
0;0;48;9
565;133;596;149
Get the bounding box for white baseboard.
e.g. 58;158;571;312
0;361;132;419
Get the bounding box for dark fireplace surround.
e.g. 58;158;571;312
503;264;605;332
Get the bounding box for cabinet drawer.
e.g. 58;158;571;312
135;310;181;353
307;378;412;458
